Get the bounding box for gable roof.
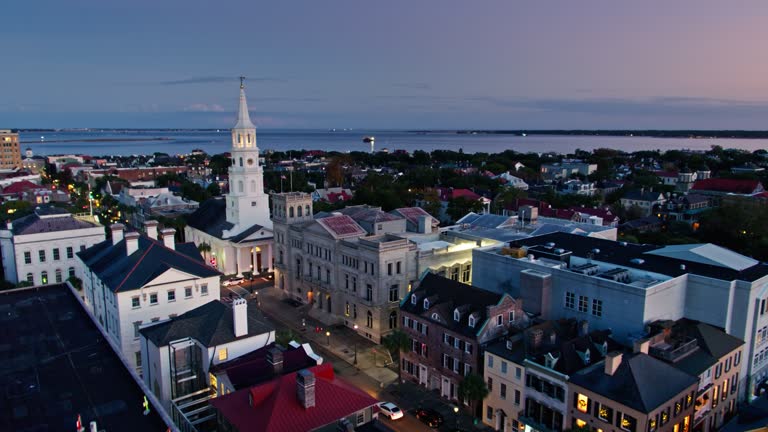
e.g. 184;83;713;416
77;235;221;292
185;198;234;240
692;178;763;194
623;189;666;201
402;273;504;337
140;300;273;347
210;363;378;432
570;353;698;413
1;180;44;194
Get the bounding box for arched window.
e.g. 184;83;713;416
26;273;33;284
297;206;303;217
289;207;294;218
250;180;256;193
247;134;251;144
55;269;63;283
238;181;243;193
366;310;373;328
305;205;310;216
69;267;76;278
389;310;397;329
237;134;242;145
239;157;243;167
41;271;48;285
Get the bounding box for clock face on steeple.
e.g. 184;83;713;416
247;158;254;166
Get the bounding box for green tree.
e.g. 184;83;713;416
492;187;527;214
197;242;212;261
206;182;221;196
382;329;411;387
457;373;489;417
446;197;484;223
276;329;300;346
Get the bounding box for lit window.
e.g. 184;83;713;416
576;419;587;428
576;393;589;413
218;348;228;361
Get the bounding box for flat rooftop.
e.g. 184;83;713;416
0;284;168;431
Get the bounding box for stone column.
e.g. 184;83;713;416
234;246;242;276
262;244;273;272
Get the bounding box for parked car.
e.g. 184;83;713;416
415;408;444;428
222;276;245;287
377;402;404;420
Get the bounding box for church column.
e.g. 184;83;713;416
262;244;272;273
234;247;242;276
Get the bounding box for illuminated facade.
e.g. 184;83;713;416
0;130;22;169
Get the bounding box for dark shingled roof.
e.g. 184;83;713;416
185;198;267;242
77;235;221;293
140;300;274;347
524;320;619;375
570;353;698;413
209;342;318;390
402;273;503;337
9;207;100;235
509;232;768;282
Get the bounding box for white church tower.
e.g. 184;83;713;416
225;78;272;234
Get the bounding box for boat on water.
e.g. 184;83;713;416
362;136;375;143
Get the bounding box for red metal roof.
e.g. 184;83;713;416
437;187;482;202
210;363;378;432
1;180;46;194
692;178;763;194
316;215;366;238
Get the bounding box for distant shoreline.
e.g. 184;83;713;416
20;137;173;144
15;128;768;139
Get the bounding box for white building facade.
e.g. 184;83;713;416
0;207;104;285
77;223;222;373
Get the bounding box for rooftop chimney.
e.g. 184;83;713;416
528;328;544;352
418;215;432;234
633;339;650;355
111;223;125;245
125;232;140;255
578;320;589;337
604;352;623;376
5;219;12;230
296;369;316;409
144;220;159;240
160;228;176;250
233;298;248;338
267;347;284;376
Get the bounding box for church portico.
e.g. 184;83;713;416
185;79;275;280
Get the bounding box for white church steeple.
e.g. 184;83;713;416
224;78;272;233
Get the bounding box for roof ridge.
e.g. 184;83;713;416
115;242;156;292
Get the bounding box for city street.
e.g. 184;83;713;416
220;280;489;432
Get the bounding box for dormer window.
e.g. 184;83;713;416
454;309;460;322
423;299;430;309
544;352;559;369
432;313;440;322
469;315;476;328
411;295;418;305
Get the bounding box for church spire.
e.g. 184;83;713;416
234;76;256;130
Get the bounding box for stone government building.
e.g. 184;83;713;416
271;192;484;343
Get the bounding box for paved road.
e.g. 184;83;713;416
219;284;487;432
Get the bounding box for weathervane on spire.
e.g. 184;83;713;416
239;76;246;89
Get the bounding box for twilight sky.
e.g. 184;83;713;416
2;0;768;129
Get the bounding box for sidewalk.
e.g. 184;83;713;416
257;286;399;388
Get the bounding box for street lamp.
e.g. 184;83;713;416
353;324;359;365
326;331;331;346
453;405;459;429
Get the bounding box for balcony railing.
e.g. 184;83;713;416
518;411;558;432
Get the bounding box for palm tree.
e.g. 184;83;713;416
382;329;411;388
197;242;212;261
458;373;489;418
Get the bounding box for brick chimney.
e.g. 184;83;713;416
144;220;159;240
296;369;316;409
233;298;248;338
125;232;139;255
111;223;125;245
160;228;176;250
267;347;284;376
527;328;544;352
633;339;650;355
604;352;623;376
